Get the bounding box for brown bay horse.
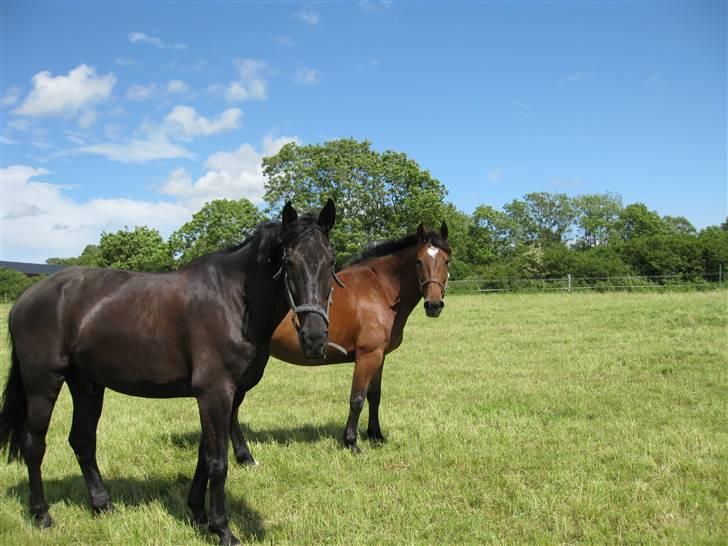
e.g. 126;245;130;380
231;222;450;459
0;201;337;546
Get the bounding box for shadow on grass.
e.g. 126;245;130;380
7;474;266;542
169;421;344;450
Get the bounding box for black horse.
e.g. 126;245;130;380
0;200;337;546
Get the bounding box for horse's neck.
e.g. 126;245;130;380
369;246;422;311
221;242;287;337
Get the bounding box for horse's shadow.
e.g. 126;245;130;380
169;421;344;450
5;422;349;541
7;474;266;542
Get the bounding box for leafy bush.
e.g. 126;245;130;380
0;268;45;300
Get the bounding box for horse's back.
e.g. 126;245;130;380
10;267;199;396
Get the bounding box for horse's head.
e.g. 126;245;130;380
415;221;451;318
277;199;337;359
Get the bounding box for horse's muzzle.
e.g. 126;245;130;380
424;299;444;318
298;314;329;359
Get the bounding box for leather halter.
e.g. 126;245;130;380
273;250;345;331
416;248;449;298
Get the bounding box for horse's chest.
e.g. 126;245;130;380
223;340;268;387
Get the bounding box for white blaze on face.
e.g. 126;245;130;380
427;246;439;259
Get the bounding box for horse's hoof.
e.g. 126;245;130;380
235;453;259;467
218;530;240;546
33;511;53;529
93;500;115;514
348;444;361;455
368;431;386;444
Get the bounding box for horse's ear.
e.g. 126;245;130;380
318;198;336;234
416;223;428;244
440;221;449;241
282;201;297;227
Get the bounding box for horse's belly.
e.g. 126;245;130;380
72;331;192;398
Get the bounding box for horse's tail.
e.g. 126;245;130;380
0;339;26;463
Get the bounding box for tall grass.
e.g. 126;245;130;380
0;291;726;544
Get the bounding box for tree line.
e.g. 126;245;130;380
2;138;726;299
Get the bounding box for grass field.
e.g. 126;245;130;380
0;291;726;544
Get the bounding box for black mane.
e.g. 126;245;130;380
184;213;325;269
349;230;450;266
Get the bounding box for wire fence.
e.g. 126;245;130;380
447;272;726;294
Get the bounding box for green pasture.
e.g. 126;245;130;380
0;291;726;544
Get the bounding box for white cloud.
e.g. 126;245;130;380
77;109;98;129
487;168;503;184
14;65;115;127
216;59;268;102
159;134;297;206
126;80;189;101
1;165;191;262
359;0;392;11
115;57;138;67
6;119;52;149
78;135;192;163
514;101;531;110
63;130;88;145
4;202;48;220
128;31;187;50
278;35;295;47
164;105;242;137
557;72;587;85
294;68;320;86
75;105;241;162
295;10;319;26
2;86;21;107
167;79;189;93
126;83;158;101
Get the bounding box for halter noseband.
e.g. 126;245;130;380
273;250;345;331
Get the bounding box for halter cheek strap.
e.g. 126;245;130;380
273;250;344;331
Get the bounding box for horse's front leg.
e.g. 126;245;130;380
195;387;239;546
366;362;386;443
344;349;384;453
230;392;257;466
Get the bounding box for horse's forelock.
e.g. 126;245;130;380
423;230;451;254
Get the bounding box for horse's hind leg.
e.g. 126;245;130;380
66;377;113;513
22;372;65;527
230;392;257;466
187;436;209;525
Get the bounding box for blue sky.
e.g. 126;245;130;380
1;1;725;262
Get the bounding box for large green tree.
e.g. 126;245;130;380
697;226;728;277
98;226;173;272
521;192;577;245
46;244;102;267
615;203;664;240
573;192;623;248
467;205;517;265
169;198;264;266
262;139;447;263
